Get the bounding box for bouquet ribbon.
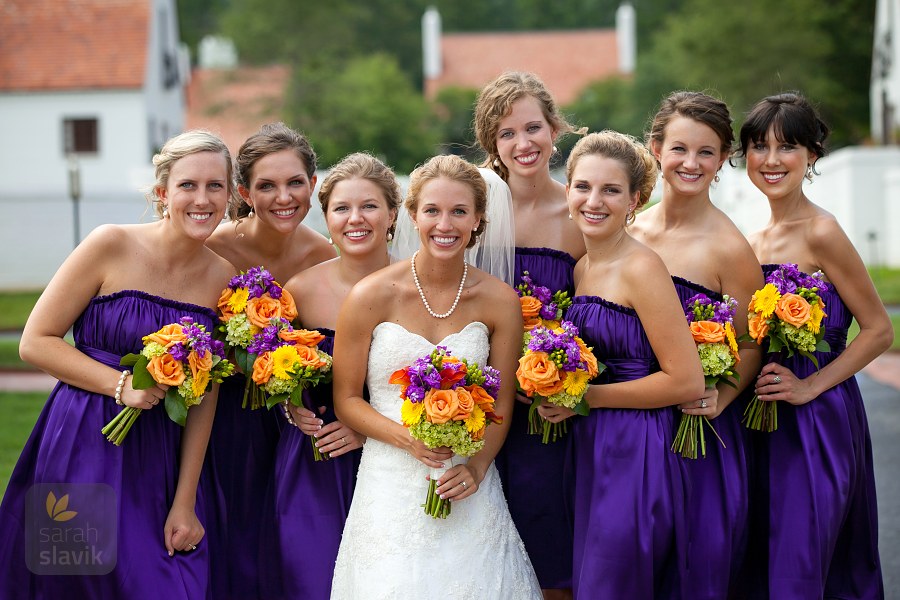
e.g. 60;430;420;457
426;454;468;519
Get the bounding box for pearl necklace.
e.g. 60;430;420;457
410;250;467;319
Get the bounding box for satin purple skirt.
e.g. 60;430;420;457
747;265;883;599
673;276;751;599
567;295;688;599
260;329;360;600
0;291;214;599
494;246;577;589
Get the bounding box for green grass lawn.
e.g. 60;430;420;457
0;290;41;330
0;392;45;498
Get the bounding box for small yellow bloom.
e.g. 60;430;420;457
465;405;485;434
808;300;826;335
400;399;424;426
271;345;300;380
752;284;781;319
190;370;210;401
725;322;739;357
563;370;590;396
228;287;250;314
545;321;562;331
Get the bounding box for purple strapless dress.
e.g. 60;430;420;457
204;370;282;598
673;276;750;599
567;295;687;598
260;328;361;600
749;265;883;599
494;246;576;589
0;290;213;599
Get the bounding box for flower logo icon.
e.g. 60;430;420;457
45;491;77;522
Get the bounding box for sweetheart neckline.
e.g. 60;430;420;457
372;321;488;347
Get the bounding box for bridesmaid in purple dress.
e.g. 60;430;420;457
630;92;764;599
473;71;586;597
204;123;335;599
264;152;398;599
739;93;889;599
0;131;237;599
539;131;705;598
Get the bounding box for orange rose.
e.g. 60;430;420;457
252;351;274;385
516;352;564;398
217;288;236;322
423;389;460;424
774;293;811;328
147;353;186;387
188;350;213;382
467;385;496;412
690;320;726;344
454;387;474;421
520;295;542;319
142;324;187;348
576;337;599;378
279;288;298;322
523;315;543;330
280;328;325;347
293;344;326;368
246;295;282;329
748;312;769;343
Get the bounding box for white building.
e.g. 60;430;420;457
871;0;899;144
0;0;187;289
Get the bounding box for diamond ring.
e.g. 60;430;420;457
699;400;708;408
773;375;782;384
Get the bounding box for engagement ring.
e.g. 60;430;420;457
773;375;782;384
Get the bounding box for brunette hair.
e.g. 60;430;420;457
566;130;658;212
647;91;734;158
231;122;317;219
148;130;236;218
318;152;402;238
737;92;829;172
405;155;487;249
473;71;579;181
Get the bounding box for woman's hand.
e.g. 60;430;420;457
120;375;167;410
678;385;719;417
755;363;814;406
434;463;481;502
514;391;533;406
286;403;325;435
314;420;364;458
536;402;575;423
164;502;204;557
406;438;453;469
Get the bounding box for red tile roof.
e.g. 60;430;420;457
0;0;149;92
185;65;291;155
425;29;620;105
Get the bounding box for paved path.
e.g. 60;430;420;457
2;354;899;596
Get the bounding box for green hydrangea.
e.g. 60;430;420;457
264;376;295;396
782;322;817;353
141;342;167;359
697;342;736;378
409;421;485;457
224;314;255;348
546;390;581;409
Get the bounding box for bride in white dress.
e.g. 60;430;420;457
331;155;541;599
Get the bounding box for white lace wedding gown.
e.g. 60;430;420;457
331;321;541;600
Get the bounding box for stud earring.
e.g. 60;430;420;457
714;174;720;183
568;213;573;220
553;145;559;154
386;231;393;241
328;237;333;245
493;158;500;167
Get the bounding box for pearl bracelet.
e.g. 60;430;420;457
114;370;130;406
282;402;296;426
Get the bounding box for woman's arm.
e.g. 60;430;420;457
756;218;893;403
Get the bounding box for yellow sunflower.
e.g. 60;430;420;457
808;300;826;334
563;370;590;396
752;284;781;319
400;399;424;426
725;321;739;357
190;369;210;400
271;345;300;380
465;405;486;434
228;287;250;314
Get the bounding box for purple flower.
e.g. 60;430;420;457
482;366;501;398
169;342;188;362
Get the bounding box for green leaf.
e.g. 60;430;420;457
164;388;188;427
572;398;590;417
799;350;820;370
236;348;256;374
289;385;304;407
119;353;142;367
265;393;288;410
815;339;831;353
130;355;155;390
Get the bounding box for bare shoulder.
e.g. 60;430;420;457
296;224;337;261
623;239;673;289
806;209;846;249
471;267;519;306
284;257;337;296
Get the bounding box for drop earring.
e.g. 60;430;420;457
328;237;333;245
805;164;814;183
492;158;500;167
248;208;255;218
567;213;573;220
386;231;393;241
714;174;720;183
162;204;169;219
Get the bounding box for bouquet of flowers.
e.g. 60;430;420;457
391;346;502;518
515;272;601;443
672;293;739;459
217;266;297;408
742;264;829;432
247;317;334;459
101;317;234;445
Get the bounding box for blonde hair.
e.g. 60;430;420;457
318;152;402;237
147;130;236;219
566;131;658;212
473;71;579;181
405;155;487;249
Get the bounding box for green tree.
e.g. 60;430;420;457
431;86;480;159
286;54;438;172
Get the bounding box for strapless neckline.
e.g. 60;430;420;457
373;321;488;347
